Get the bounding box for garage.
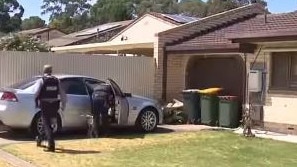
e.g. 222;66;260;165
186;56;244;102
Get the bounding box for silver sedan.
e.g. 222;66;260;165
0;75;163;136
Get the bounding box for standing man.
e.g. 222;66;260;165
91;83;113;137
35;65;66;152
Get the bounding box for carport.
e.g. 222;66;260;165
186;55;244;99
164;43;256;104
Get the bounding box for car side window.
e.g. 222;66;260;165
60;78;87;95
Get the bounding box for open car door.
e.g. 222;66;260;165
107;79;129;125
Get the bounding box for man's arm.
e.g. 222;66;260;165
34;79;43;108
58;81;67;111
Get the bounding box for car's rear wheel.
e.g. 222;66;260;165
31;113;61;137
136;108;158;132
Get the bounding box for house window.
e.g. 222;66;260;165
271;52;297;90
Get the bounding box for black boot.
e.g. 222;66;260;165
36;136;42;147
44;145;55;152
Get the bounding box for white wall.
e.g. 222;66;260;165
0;51;155;98
111;15;177;43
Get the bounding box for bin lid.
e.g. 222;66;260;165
182;89;201;93
199;87;223;94
218;96;238;101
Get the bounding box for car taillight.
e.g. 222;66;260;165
0;92;18;102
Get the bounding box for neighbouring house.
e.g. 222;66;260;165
47;20;133;47
18;27;66;42
51;12;199;55
51;4;297;134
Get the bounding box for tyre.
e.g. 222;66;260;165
136;108;158;132
30;113;61;137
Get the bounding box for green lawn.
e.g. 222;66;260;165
1;131;297;167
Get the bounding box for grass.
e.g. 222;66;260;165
1;131;297;167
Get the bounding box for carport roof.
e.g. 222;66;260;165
51;40;154;55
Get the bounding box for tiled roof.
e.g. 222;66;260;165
172;11;297;47
159;4;265;48
18;27;54;35
47;20;133;47
165;4;297;49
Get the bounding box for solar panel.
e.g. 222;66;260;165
163;14;199;23
76;24;121;37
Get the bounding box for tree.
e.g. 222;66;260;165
90;0;134;24
21;16;46;30
158;0;179;14
49;12;91;33
0;0;24;33
234;0;267;6
205;0;239;16
0;34;49;52
133;0;180;17
178;0;207;18
41;0;92;21
42;0;92;33
202;0;267;17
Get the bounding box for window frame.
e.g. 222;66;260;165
270;52;297;91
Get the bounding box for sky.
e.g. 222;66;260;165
18;0;297;22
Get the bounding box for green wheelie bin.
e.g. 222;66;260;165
218;96;239;128
182;90;201;124
200;93;219;126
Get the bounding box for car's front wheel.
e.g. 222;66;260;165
136;108;158;132
31;113;61;137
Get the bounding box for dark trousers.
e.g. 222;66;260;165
92;98;109;136
38;101;59;148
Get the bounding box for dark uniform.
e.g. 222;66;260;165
35;72;66;152
91;84;113;137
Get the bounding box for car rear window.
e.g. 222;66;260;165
9;77;41;90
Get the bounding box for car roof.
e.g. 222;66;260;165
35;74;104;81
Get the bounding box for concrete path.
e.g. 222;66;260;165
160;125;297;144
0;149;37;167
234;128;297;144
0;130;37;167
157;124;213;132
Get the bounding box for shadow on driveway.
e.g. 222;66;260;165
55;148;101;154
0;126;175;143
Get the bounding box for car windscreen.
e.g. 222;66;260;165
9;77;41;90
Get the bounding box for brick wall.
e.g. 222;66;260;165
166;55;189;101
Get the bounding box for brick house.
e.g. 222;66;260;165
156;4;297;134
51;12;198;55
18;27;65;42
